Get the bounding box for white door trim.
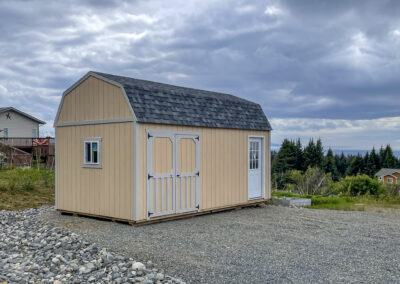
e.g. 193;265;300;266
247;135;266;200
146;129;200;220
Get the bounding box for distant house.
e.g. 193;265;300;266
0;107;46;138
375;168;400;184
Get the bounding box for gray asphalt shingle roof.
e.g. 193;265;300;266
93;72;272;131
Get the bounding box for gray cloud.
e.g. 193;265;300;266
0;0;399;146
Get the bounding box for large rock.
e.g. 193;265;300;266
132;261;146;271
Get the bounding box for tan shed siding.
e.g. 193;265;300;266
178;138;196;173
138;123;270;221
56;122;134;220
152;137;173;174
57;76;132;123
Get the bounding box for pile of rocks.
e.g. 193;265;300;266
0;207;185;283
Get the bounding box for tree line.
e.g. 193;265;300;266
272;138;400;188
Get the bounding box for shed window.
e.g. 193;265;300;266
83;138;102;168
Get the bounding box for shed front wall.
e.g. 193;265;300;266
138;123;270;221
56;122;134;220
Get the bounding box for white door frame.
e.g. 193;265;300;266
146;129;201;220
248;135;266;200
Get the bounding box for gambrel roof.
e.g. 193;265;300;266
89;71;272;131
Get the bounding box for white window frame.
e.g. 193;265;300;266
3;128;8;138
82;137;102;168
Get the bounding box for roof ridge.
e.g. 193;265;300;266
92;71;257;105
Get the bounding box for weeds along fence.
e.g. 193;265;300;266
0;142;32;168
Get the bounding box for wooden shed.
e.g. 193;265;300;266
54;71;272;224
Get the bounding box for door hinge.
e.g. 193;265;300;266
148;211;153;217
148;174;153;180
147;133;153;139
196;171;200;176
196;204;200;210
195;136;200;141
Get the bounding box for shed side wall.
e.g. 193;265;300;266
56;76;132;123
139;123;270;221
56;122;134;220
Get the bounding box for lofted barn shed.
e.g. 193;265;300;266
54;71;272;224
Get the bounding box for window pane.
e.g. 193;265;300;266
93;151;98;163
92;142;98;151
86;142;91;163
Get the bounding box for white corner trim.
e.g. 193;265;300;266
133;121;140;221
268;132;271;199
54;71;137;127
54;131;58;209
55;118;134;127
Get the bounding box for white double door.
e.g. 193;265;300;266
147;131;200;219
248;137;263;199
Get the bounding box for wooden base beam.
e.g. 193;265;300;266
57;199;268;226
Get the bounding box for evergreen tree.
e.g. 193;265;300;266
324;148;339;180
335;153;349;178
369;147;381;173
272;139;298;175
346;154;364;176
303;138;324;169
294;138;305;171
315;139;324;168
379;146;385;166
303;139;315;169
363;152;372;176
381;145;398;168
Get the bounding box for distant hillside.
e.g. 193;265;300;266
331;149;400;158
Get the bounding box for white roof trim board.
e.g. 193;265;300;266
55;71;272;131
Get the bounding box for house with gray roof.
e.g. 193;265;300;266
376;168;400;184
0;107;45;138
54;71;272;224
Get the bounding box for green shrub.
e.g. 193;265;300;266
334;175;382;196
283;167;334;195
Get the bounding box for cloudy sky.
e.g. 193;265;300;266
0;0;399;150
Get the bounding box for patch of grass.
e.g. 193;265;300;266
272;191;400;211
0;167;54;210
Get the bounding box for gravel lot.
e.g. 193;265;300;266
44;206;400;283
0;207;184;283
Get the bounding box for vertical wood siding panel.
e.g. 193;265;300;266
56;77;133;124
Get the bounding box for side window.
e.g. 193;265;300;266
83;138;102;168
387;178;393;184
3;128;8;138
32;129;37;138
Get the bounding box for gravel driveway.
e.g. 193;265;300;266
44;206;400;283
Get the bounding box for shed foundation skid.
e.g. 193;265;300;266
58;199;267;226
